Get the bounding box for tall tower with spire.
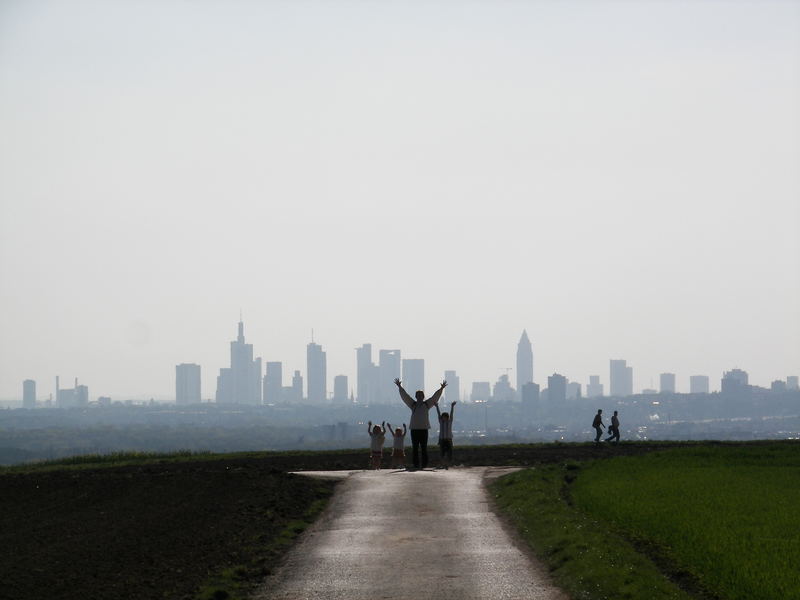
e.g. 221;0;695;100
216;319;262;404
516;330;534;392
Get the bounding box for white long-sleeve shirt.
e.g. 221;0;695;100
398;386;444;429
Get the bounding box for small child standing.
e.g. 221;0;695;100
367;421;386;470
435;401;456;469
386;422;407;469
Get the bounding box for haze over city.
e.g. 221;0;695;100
1;1;798;402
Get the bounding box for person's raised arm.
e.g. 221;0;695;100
450;400;456;422
426;380;448;407
386;422;394;437
381;421;386;434
367;420;373;434
435;403;442;418
394;378;415;408
403;423;407;436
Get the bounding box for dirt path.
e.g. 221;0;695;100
253;467;567;600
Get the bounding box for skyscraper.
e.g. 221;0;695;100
216;320;262;404
609;359;633;397
402;358;425;395
333;375;349;403
689;375;710;394
264;361;283;404
378;349;401;404
721;368;749;394
547;373;567;403
23;379;36;409
659;373;676;394
586;375;603;398
566;381;582;399
516;330;533;390
306;341;327;404
493;373;514;402
291;370;303;402
175;363;201;405
356;343;379;404
444;370;460;404
787;376;799;390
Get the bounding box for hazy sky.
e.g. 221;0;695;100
1;1;798;401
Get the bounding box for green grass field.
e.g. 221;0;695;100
571;443;800;600
492;441;800;600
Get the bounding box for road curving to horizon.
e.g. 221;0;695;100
253;467;568;600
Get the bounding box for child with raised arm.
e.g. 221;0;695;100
436;401;457;469
386;422;407;469
367;421;386;470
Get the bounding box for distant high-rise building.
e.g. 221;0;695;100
402;359;425;395
264;362;283;404
356;344;379;404
659;373;676;394
444;370;460;404
493;374;514;402
771;380;787;392
333;375;349;403
586;375;603;398
547;373;567;403
23;379;36;409
721;368;749;394
291;370;303;402
58;378;88;408
521;381;540;423
566;381;582;400
307;341;327;404
378;350;401;404
521;382;540;405
216;320;262;404
609;360;633;397
787;376;799;390
689;375;710;394
516;330;534;390
175;363;201;405
471;381;491;402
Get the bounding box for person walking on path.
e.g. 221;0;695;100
394;378;447;470
592;409;605;443
605;410;620;443
436;401;456;469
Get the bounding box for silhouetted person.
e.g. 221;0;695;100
605;410;620;443
592;409;604;443
386;422;407;468
395;378;447;469
367;421;386;470
436;400;457;469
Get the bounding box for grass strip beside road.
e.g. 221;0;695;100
491;464;693;600
491;441;800;600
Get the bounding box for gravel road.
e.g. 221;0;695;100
254;467;567;600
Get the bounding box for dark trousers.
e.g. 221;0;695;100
410;429;428;469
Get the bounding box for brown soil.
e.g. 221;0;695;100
0;458;335;600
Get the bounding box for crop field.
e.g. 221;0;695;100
0;453;337;600
571;443;800;600
492;441;800;600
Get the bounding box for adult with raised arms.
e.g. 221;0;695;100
394;378;447;470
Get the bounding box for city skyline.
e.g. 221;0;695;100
1;2;798;401
8;319;799;406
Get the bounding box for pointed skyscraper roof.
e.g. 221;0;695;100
516;329;534;390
